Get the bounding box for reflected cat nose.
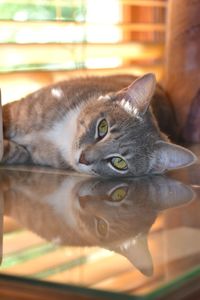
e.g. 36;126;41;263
79;151;90;165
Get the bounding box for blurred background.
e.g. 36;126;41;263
0;0;166;104
1;2;200;296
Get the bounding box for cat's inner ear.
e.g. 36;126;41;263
117;73;156;115
151;141;197;173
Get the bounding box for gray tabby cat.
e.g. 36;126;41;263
1;73;197;177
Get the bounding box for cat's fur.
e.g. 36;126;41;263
1;169;194;275
1;74;197;177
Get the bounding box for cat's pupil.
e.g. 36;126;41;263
110;157;128;171
110;187;128;202
97;119;108;139
96;217;108;237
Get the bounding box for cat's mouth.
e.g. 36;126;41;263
73;152;96;175
77;163;97;176
72;150;97;176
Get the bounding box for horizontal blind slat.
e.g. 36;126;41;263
0;20;165;32
0;42;163;58
0;0;167;8
0;43;163;71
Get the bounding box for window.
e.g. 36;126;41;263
0;0;166;103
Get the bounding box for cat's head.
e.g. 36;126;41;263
73;74;196;177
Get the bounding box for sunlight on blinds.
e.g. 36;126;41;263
0;0;167;103
85;0;122;68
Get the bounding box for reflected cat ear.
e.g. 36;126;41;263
151;141;197;173
118;73;156;115
151;177;195;210
113;233;153;276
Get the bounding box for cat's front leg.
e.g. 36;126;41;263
1;140;31;164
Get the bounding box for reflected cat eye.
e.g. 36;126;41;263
97;119;108;139
110;186;128;202
110;156;128;171
95;217;108;237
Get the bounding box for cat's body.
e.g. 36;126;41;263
2;74;196;177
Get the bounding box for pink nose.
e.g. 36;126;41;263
79;151;90;165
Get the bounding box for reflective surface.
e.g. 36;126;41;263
0;145;200;298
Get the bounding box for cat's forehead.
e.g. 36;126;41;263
79;96;132;124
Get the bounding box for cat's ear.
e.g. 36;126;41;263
112;233;153;276
118;73;156;115
151;141;197;173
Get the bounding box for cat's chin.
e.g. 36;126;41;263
75;163;97;177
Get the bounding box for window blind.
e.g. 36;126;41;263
0;0;167;103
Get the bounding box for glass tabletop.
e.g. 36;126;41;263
0;144;200;299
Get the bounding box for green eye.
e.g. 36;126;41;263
97;119;108;139
96;217;108;237
110;157;128;171
110;187;128;202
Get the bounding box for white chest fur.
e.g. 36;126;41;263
46;106;81;167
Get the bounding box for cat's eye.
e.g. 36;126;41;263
95;217;108;237
110;156;128;171
110;186;128;202
97;119;108;139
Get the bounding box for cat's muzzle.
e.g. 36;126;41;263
79;151;90;166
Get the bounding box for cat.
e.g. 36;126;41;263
1;168;194;275
1;73;197;177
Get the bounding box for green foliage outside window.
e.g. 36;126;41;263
0;2;86;21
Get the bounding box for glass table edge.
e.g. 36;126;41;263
1;264;200;300
147;264;200;300
0;272;143;300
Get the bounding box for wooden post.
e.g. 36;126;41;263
0;90;3;161
0;190;3;265
164;0;200;142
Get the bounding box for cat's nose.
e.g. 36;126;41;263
79;151;90;165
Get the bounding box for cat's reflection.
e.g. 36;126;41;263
0;168;195;276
